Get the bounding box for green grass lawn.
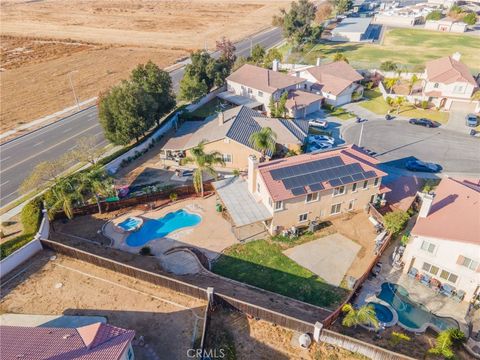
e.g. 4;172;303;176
359;90;449;123
324;106;355;120
285;28;480;72
212;239;348;308
189;98;223;118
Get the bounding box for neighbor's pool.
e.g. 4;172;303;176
367;302;394;324
377;282;458;331
125;209;201;247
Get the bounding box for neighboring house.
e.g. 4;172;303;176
291;61;364;106
425;17;467;33
213;145;388;236
0;322;135;360
162;105;309;169
374;3;437;27
223;63;323;118
330;17;372;42
422;52;479;110
402;177;480;302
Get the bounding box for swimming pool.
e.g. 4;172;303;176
367;302;394;324
377;282;459;332
117;217;143;232
125;209;201;247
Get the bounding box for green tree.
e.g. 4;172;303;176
216;36;237;70
269;95;277;117
380;61;398;72
394;96;406;115
428;328;466;359
384;77;398;94
45;178;81;220
383;210;409;235
408;74;419;95
75;168;114;214
275;0;317;46
426;10;443;21
250;44;266;65
462;13;477;25
341;303;379;329
264;48;282;68
249;127;277;158
333;53;349;63
178;72;209;102
19;156;70;194
277;91;288;117
180;141;225;197
68;136;104;165
130;61;176;126
334;0;353;14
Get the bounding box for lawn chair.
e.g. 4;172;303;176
440;284;455;297
453;290;465;302
429;278;441;292
407;267;418;278
420;274;431;286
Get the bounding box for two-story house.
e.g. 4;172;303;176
422;52;479;111
402;177;480;302
224;63;323;118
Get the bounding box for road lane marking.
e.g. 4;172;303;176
1;156;10;162
62;127;72;133
0;180;10;186
33;141;44;147
0;190;17;203
0;123;102;173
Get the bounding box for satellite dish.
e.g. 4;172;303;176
298;333;312;348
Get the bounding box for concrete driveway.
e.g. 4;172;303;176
283;233;361;286
445;101;476;134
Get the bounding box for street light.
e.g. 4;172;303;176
68;70;80;111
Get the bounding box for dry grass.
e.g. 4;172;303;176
0;0;290;132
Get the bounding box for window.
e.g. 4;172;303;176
370;194;376;203
333;186;345;196
352;182;358;192
248;88;253;94
268;197;273;207
222;154;232;163
362;180;368;189
258;90;263;97
306;192;319;203
422;262;439;276
374;178;380;187
257;182;261;192
274;201;283;211
460;256;479;271
331;203;341;215
421;240;436;254
440;270;458;284
434;83;439;88
453;85;464;93
299;213;308;222
348;199;356;210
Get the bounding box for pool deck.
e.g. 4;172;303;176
356;239;471;334
103;196;237;274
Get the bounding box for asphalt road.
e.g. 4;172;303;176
343;120;480;175
0;27;283;207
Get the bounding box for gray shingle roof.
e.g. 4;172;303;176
279;118;309;141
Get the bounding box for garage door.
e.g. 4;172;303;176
305;100;321;115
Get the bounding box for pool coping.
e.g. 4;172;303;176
364;297;398;329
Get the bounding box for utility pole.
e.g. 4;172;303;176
68;71;80;111
358;121;365;147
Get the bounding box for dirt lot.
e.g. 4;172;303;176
0;0;289;132
0;251;207;359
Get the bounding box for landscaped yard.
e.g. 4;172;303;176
359;90;449;123
324;105;355;120
280;28;480;72
187;98;225;119
212;237;349;309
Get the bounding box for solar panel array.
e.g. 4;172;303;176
268;156;377;195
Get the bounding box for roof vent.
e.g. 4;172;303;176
452;52;461;61
63;334;73;340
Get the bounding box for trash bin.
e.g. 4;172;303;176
216;203;222;212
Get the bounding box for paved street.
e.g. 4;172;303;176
0;27;283;207
343;119;480;175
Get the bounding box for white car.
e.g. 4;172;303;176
309;142;333;151
309;135;335;145
309;119;329;129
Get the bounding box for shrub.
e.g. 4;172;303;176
462;12;477;25
400;234;409;246
380;61;398;72
383;210;409;235
426;10;443;21
420;100;429;109
139;246;152;256
20;198;43;235
169;192;178;202
389;331;411;347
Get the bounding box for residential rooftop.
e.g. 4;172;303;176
425;55;477;86
303;61;363;96
332;17;372;34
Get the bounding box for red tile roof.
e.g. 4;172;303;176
425;56;476;86
304;61;363;96
258;145;387;201
285;90;323;109
0;323;135;360
412;177;480;245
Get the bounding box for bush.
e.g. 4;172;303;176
420;100;429;109
0;233;37;259
462;12;477;25
380;61;398;72
383;210;409;235
426;10;443;21
389;331;411;347
20;198;43;235
169;192;178;202
139;246;152;256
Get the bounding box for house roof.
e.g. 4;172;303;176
258;144;387;201
227;64;305;93
425;55;476;86
285;90;324;109
163;106;308;156
0;323;135;360
412;177;480;245
304;61;363;96
332;17;372;34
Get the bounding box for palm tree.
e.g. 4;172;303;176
384;77;398;94
47;178;80;220
341;303;379;330
249;127;277;160
181;141;225;197
394;96;406;115
408;74;419;95
77;169;114;214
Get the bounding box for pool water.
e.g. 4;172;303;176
118;217;142;232
126;209;201;247
377;282;458;331
367;302;393;323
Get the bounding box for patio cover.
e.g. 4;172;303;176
217;91;263;109
213;177;272;227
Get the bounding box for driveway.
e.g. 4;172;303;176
342;119;480;175
445;101;476;134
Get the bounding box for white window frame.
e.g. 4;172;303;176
422;262;439;276
374;177;380;187
305;192;319;203
348;199;356;211
362;180;369;190
420;240;436;254
274;201;283;211
440;269;458;284
333;186;345;197
248;87;253;94
461;257;479;271
298;213;308;222
222;153;232;163
330;203;341;215
257;182;261;193
268;197;273;207
352;182;357;193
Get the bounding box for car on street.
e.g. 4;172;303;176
309;119;329;129
309;142;333;152
408;118;438;128
308;135;335;145
466;114;479;127
405;160;441;173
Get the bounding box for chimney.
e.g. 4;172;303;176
452;52;461;61
218;111;225;125
316;57;321;66
272;59;279;72
419;193;435;218
247;155;259;194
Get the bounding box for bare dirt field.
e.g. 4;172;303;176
0;251;207;359
0;0;289;132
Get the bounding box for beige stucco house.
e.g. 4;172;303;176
402;177;480;302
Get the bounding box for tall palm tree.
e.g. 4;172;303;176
394;96;406;115
341;303;379;330
384;77;398;94
181;141;225;197
408;74;419;95
249;127;277;160
48;178;80;220
77;169;114;214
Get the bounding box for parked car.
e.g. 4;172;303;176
309;142;333;152
408;118;438;128
405;160;441;173
309;135;335;145
466;114;479;127
309;119;329;129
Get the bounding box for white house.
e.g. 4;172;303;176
330;17;372;42
424;17;467;33
291;61;364;106
402;177;480;302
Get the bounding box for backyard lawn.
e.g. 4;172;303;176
212;238;348;308
324;105;355;120
359;90;449;123
281;28;480;72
